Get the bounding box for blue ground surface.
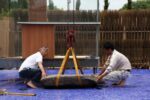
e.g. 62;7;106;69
0;69;150;100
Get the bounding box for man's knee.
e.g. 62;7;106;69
32;70;42;82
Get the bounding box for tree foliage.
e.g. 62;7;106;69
18;0;28;9
104;0;109;10
76;0;81;11
0;0;9;13
49;0;54;10
127;0;132;9
122;0;150;10
10;0;28;9
0;0;28;17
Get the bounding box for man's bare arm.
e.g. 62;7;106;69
97;71;108;82
98;67;106;76
38;62;47;78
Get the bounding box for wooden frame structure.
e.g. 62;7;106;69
18;22;100;59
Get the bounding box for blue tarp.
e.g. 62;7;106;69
0;69;150;100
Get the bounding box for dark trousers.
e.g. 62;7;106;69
19;68;42;83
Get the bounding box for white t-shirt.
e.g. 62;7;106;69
104;50;131;73
19;52;43;72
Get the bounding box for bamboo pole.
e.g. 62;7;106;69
0;89;36;96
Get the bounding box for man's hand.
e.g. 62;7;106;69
42;72;47;78
38;62;47;79
96;71;108;83
96;75;103;82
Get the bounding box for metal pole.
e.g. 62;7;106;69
73;0;75;24
95;0;100;74
67;0;71;20
67;0;71;29
96;0;100;22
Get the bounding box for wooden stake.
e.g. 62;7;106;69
56;47;83;87
56;48;71;87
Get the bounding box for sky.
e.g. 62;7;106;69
47;0;137;11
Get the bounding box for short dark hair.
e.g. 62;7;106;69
103;42;114;50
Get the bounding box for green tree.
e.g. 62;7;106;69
49;0;54;10
0;0;28;17
122;0;150;9
127;0;132;9
0;0;9;13
18;0;28;9
104;0;109;10
10;0;28;9
10;0;19;9
76;0;81;11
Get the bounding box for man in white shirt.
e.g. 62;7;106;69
19;47;48;88
97;42;132;86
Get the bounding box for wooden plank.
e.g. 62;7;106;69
0;17;10;57
22;24;55;59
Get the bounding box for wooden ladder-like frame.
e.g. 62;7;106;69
56;47;84;87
